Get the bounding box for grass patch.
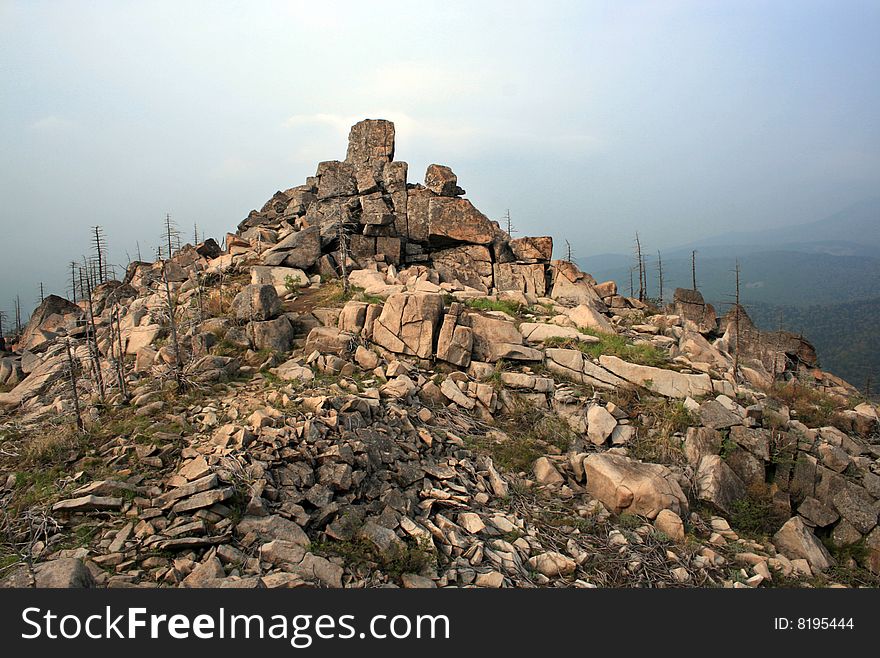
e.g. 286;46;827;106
462;297;524;317
544;328;668;368
768;381;847;428
728;483;788;538
628;398;694;464
466;401;578;473
313;537;435;579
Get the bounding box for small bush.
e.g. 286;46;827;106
729;483;787;537
769;381;846;428
628;398;694;464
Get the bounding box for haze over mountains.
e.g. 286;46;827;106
579;197;880;389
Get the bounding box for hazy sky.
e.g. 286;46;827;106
2;0;879;319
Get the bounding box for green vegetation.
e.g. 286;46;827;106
544;328;668;368
627;398;694;464
769;380;847;428
313;537;435;579
748;297;880;394
728;483;787;538
461;297;525;317
465;401;577;473
284;274;301;294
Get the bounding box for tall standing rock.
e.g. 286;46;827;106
372;293;444;359
346;119;396;166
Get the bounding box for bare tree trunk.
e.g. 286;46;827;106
657;251;664;306
69;262;79;302
504;209;515;237
635;233;645;302
82;269;105;400
114;307;128;399
691;250;697;291
64;339;84;431
338;220;350;294
734;259;741;378
162;260;184;387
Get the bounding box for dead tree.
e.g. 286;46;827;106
92;226;108;284
38;282;45;305
565;240;573;263
726;259;742;380
634;233;645;302
337;214;352;294
0;309;7;341
160;219;185;386
504;209;515;237
161;258;185;387
628;267;635;298
64;339;84;431
656;251;664;306
14;295;22;339
109;305;128;399
193;223;200;245
136;241;142;262
691;250;698;291
163;213;181;258
69;261;79;302
81;259;106;400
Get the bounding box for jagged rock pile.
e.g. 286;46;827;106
1;119;879;589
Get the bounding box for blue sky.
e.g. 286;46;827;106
1;0;879;317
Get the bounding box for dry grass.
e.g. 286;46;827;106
769;380;847;428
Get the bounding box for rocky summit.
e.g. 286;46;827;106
1;119;879;589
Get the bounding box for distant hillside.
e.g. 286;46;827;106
578;250;880;307
743;298;879;393
677;196;880;253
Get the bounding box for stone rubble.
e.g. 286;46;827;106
1;118;879;590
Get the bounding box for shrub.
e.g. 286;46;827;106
729;483;788;537
769;381;846;428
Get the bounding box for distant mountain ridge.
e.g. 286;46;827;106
577;197;880;390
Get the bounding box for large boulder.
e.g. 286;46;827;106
316;160;357;200
250;266;309;296
544;348;627;389
598;355;713;398
248;317;295;352
494;262;546;296
372;293;444;359
345;119;395;166
424;164;464;196
468;314;532;363
230;284;281;321
549;261;603;306
773;517;834;571
263;226;322;269
18;295;81;350
427;197;497;246
32;558;95;588
694;455;747;515
582;453;688;519
565;304;614;334
509;236;553;262
304;326;355;355
436;304;473;367
673;288;717;334
432;245;494;291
